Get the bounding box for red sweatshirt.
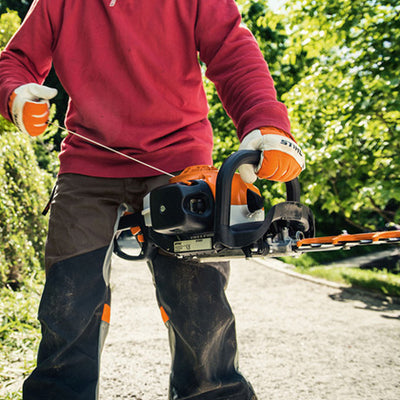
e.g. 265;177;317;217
0;0;291;177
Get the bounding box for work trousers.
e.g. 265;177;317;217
23;173;257;400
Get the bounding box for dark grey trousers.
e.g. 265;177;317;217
23;173;256;400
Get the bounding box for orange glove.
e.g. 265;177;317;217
8;83;58;136
238;127;305;183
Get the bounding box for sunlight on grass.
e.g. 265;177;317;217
294;266;400;297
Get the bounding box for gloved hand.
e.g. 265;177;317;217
238;127;305;183
8;83;58;136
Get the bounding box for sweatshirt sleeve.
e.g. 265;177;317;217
0;0;54;120
195;0;291;139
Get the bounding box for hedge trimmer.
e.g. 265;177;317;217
50;123;399;262
112;150;400;262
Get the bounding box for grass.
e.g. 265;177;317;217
0;269;44;400
294;265;400;297
283;252;400;298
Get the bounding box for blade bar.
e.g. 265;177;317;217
296;230;400;251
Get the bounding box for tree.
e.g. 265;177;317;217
282;0;400;231
0;0;32;19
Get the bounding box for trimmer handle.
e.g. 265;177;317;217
113;212;150;261
214;150;301;249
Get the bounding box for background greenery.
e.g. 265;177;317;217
0;0;399;397
210;0;400;234
0;7;58;397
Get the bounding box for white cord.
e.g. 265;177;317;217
49;122;175;177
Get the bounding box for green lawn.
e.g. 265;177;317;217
287;251;400;298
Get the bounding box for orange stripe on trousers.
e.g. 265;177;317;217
101;303;111;324
160;306;169;323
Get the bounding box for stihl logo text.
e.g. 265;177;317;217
280;139;304;158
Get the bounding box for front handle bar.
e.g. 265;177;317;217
213;150;301;249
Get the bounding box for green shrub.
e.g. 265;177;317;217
0;128;53;288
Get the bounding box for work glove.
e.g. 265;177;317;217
8;83;58;136
238;127;305;183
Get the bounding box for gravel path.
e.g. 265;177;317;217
99;256;400;400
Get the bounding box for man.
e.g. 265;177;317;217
0;1;304;399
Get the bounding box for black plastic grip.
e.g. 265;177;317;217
113;213;148;261
213;150;301;248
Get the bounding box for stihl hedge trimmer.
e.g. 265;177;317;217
51;123;399;262
112;150;400;262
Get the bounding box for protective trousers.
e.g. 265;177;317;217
22;173;257;400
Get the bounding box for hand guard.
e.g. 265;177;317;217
8;83;58;136
238;127;305;183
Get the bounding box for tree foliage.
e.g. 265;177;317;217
0;8;19;48
210;0;399;232
0;0;32;19
283;0;400;231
